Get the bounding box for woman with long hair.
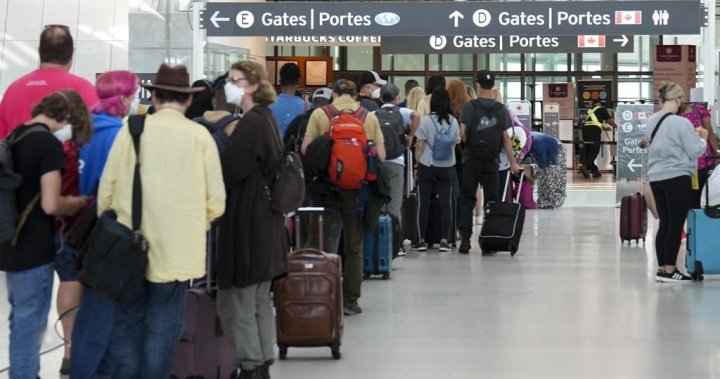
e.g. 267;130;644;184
412;88;461;252
447;80;470;118
71;70;140;379
217;61;289;379
416;75;446;116
646;82;707;282
406;86;426;111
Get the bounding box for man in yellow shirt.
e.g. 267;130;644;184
301;79;385;316
97;64;226;377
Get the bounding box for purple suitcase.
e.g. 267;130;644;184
619;192;647;244
170;225;235;379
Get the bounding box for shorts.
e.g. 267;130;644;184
54;237;79;282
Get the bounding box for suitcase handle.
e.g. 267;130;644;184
502;169;525;203
289;248;331;258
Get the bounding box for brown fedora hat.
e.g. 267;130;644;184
141;64;205;94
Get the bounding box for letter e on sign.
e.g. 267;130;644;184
236;10;254;29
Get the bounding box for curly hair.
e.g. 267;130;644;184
32;90;92;143
230;61;276;106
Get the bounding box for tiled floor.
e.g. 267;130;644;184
3;175;720;379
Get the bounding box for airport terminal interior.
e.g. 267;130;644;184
2;0;720;378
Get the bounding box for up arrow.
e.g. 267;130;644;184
449;11;464;28
627;158;642;173
613;35;629;47
210;10;230;28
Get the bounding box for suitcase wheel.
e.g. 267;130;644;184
382;273;390;280
278;343;288;360
331;343;341;360
363;272;371;280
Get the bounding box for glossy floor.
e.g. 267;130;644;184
3;180;720;379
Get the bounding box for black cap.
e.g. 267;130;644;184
358;70;387;87
476;70;495;90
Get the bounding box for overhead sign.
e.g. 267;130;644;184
200;2;704;37
616;104;653;180
265;35;381;46
381;35;633;54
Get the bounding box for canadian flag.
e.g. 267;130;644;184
615;11;642;25
577;35;606;48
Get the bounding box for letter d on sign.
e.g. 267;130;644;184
429;35;447;50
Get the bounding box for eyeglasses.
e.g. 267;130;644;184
44;24;70;31
226;76;248;85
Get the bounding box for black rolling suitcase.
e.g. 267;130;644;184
401;150;419;245
478;171;526;256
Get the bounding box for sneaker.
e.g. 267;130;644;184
655;269;665;282
659;270;693;283
439;239;451;252
60;358;70;375
458;239;470;254
397;249;407;257
412;240;428;251
343;302;363;316
580;166;590;178
592;169;602;178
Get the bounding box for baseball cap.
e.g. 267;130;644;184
380;83;400;102
476;70;495;89
358;70;387;87
312;87;333;101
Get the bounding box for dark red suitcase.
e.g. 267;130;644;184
619;192;647;244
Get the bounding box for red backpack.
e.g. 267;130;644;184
322;105;369;190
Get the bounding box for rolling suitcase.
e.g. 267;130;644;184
170;224;235;379
686;182;720;280
275;207;343;360
478;171;527;256
619;192;647;245
401;150;419;244
363;214;393;279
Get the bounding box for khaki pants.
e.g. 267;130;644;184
217;281;275;370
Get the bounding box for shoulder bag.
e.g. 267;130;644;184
78;115;149;305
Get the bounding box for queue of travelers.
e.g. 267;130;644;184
0;23;714;379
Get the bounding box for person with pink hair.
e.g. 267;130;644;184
71;70;139;379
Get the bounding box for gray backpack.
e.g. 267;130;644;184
375;106;407;160
0;125;49;247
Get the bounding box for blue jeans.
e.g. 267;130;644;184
107;280;188;379
70;289;115;379
5;263;54;379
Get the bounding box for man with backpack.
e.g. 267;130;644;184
376;83;419;252
271;63;310;137
301;79;385;316
458;70;520;255
283;87;333;152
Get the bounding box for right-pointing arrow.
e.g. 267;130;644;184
613;35;629;47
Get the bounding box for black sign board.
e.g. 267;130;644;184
616;104;653;180
200;2;704;37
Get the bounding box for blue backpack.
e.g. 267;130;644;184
193;114;239;152
427;115;454;161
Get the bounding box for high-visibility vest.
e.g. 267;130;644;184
584;106;603;129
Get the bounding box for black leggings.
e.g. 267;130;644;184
651;176;693;267
582;125;602;170
417;164;454;241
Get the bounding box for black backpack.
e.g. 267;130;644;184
465;100;506;161
193;114;239;152
0;126;49;248
375;105;406;160
283;110;313;154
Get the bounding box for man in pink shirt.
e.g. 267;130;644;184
0;25;98;138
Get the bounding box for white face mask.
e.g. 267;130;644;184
371;87;381;99
54;124;73;142
224;82;245;106
129;97;140;115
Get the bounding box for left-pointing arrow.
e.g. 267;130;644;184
211;11;230;28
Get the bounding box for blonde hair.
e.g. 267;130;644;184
658;81;684;103
447;80;470;117
492;88;504;103
230;60;276;106
406;87;426;111
466;85;477;100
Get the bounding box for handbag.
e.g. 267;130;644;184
78;115;148;304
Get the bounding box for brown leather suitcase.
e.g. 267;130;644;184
275;208;343;360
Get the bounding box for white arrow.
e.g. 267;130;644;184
627;158;642;173
210;11;230;28
449;11;464;27
613;35;629;47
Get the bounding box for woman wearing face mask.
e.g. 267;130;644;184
68;70;140;378
0;90;90;379
646;82;708;283
218;61;289;379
